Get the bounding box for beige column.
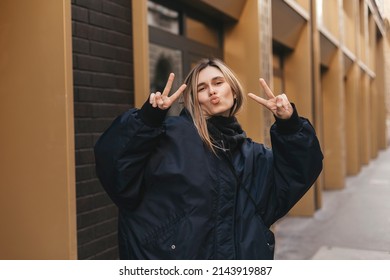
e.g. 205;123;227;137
311;0;324;211
370;77;379;159
376;36;387;150
224;0;271;144
0;0;76;259
342;0;361;176
359;71;371;165
284;24;313;117
344;63;361;175
368;14;378;159
132;0;150;108
284;23;317;215
322;49;346;190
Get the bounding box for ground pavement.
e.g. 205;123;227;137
274;147;390;260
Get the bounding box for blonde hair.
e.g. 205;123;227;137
182;58;245;152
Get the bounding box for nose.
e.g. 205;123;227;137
208;85;216;96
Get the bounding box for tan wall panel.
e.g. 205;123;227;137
224;0;264;143
284;23;316;215
368;13;376;71
321;0;340;40
370;78;379;159
376;37;388;149
284;25;313;116
359;73;371;164
132;0;150;108
345;63;361;175
0;0;76;259
342;0;357;53
322;50;346;189
358;1;367;63
311;0;324;210
385;4;390;146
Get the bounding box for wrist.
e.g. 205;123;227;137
138;98;168;127
274;103;302;134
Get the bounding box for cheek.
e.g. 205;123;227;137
197;93;208;105
223;88;235;103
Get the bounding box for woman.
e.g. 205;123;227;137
94;58;323;259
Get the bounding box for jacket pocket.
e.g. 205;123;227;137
264;228;275;254
255;213;276;258
141;211;187;255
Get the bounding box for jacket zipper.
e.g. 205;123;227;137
232;170;240;259
220;139;240;259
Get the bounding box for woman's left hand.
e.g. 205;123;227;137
248;78;293;120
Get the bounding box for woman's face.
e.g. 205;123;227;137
197;66;235;118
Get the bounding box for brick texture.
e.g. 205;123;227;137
72;0;133;259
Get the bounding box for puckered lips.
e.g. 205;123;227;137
210;95;220;105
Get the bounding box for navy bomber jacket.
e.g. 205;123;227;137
94;102;323;259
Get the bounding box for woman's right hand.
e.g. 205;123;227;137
150;73;187;110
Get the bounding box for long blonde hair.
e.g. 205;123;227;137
182;58;245;152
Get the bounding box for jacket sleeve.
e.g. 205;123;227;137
94;101;168;210
262;104;323;227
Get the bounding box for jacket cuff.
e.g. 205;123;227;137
274;103;302;134
137;98;168;127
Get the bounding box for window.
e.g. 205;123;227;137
147;0;223;115
148;1;180;34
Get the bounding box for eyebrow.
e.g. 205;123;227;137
197;76;225;88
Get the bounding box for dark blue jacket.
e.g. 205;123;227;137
94;103;323;259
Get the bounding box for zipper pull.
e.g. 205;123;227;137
221;140;227;152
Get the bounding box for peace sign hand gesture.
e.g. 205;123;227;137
149;73;187;110
248;78;293;120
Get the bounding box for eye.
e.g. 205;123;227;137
198;87;205;92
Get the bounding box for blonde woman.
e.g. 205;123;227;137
94;58;323;260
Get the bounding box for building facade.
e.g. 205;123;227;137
0;0;388;259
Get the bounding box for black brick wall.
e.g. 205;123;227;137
72;0;133;259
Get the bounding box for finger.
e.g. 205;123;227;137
276;95;283;108
274;94;293;119
259;78;276;99
276;94;290;111
281;93;291;110
151;93;159;108
275;96;286;116
149;93;155;105
168;84;187;104
155;92;163;107
162;73;175;97
248;93;269;107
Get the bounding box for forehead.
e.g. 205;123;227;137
197;66;224;83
